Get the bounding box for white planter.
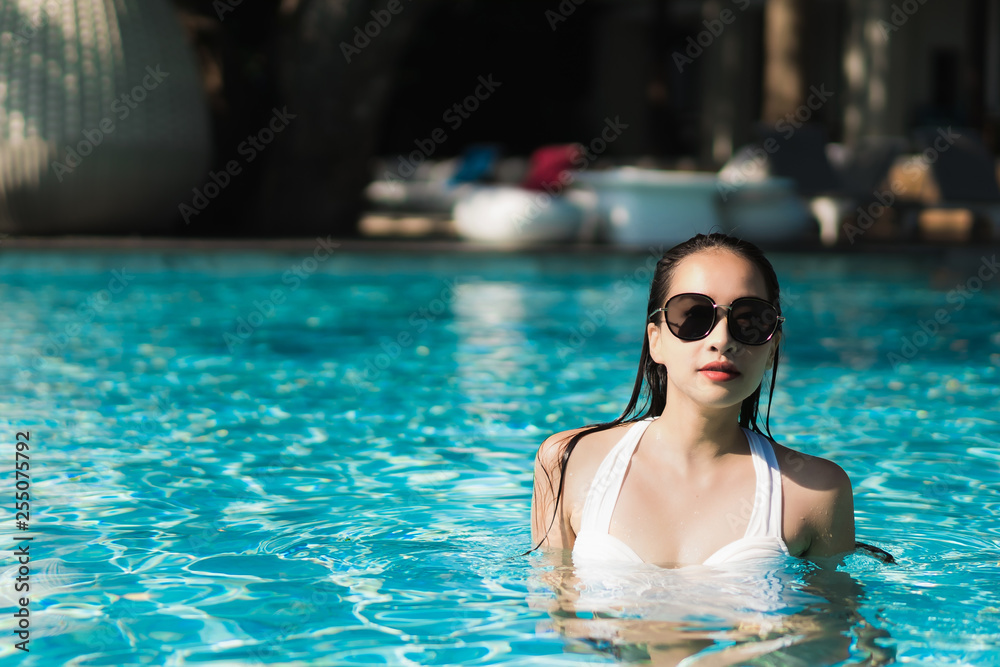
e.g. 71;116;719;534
718;178;816;243
452;185;586;243
573;168;723;247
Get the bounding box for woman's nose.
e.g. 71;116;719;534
705;307;739;353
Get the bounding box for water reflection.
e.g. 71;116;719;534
451;280;535;429
529;549;895;666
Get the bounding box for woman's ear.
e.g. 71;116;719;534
647;321;664;364
765;334;780;369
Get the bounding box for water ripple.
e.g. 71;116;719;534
0;251;997;665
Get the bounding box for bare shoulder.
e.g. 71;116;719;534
770;439;856;557
537;423;633;516
770;440;853;493
772;441;851;490
535;426;587;469
536;424;625;481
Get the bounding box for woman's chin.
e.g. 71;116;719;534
667;374;763;411
686;382;759;410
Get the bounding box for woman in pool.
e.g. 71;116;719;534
530;232;856;567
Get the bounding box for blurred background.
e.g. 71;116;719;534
1;0;999;246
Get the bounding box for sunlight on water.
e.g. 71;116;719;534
0;249;997;665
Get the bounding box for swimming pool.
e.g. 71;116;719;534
0;245;998;665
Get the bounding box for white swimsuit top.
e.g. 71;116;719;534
572;418;791;567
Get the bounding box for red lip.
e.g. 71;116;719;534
699;361;740;374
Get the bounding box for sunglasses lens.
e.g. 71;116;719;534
667;294;717;340
730;299;779;344
664;294;781;344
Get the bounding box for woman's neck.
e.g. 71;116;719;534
642;392;747;468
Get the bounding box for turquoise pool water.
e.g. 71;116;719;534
0;247;998;666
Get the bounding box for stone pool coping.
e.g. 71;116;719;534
1;234;998;256
3;235;997;283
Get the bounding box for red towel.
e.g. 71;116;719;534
520;144;584;191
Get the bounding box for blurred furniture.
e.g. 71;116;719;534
716;176;815;245
0;0;210;234
573;167;722;247
723;126;909;245
451;144;589;244
451;186;588;244
447;144;500;185
902;127;1000;241
716;145;816;244
831;135;909;200
365;143;501;213
753;124;850;245
365;158;468;212
827;135;910;241
519;143;581;191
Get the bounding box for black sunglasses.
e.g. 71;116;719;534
649;293;784;346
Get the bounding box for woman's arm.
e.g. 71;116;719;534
801;458;856;560
530;433;576;549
